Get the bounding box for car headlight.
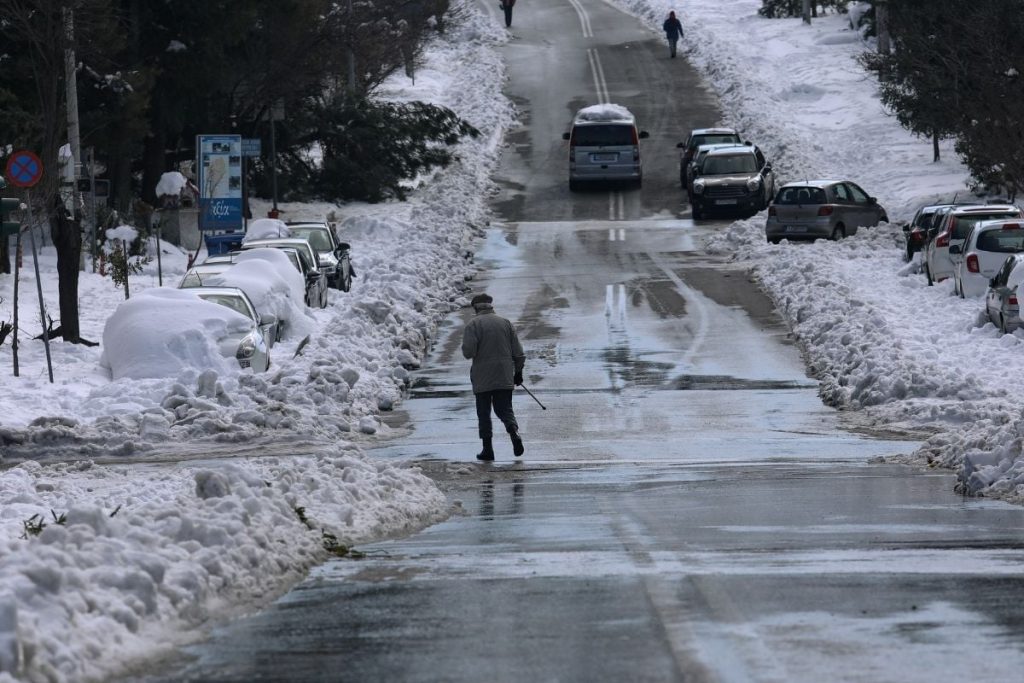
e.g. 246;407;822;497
693;180;705;195
237;337;256;360
746;177;761;192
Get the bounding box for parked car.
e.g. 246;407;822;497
239;237;329;308
178;261;234;288
675;127;743;188
188;287;274;371
765;180;888;243
287;221;354;292
951;219;1024;298
985;253;1024;333
562;104;649;191
690;144;775;219
683;143;740;200
923;204;1022;285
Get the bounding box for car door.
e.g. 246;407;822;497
754;147;773;201
843;182;879;231
831;183;858;234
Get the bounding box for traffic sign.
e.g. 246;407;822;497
5;150;43;188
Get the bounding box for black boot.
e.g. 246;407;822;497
476;437;495;461
510;430;524;457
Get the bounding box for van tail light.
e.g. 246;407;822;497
936;232;950;248
966;253;980;273
817;206;833;216
631;129;639;145
768;206;777;216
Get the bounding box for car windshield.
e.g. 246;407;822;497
291;228;333;251
775;186;827;205
953;212;1021;239
692;134;740;150
700;154;757;175
198;294;252;320
572;124;634;146
977;227;1024;253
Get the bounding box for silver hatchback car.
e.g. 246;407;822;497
765;180;888;243
985;253;1024;333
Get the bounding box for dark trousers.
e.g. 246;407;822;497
475;390;518;439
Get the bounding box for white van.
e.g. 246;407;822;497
562;104;648;191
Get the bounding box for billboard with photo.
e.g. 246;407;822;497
196;134;243;231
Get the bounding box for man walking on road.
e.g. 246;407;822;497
663;10;684;58
462;293;526;461
500;0;515;28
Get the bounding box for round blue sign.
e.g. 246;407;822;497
5;150;43;188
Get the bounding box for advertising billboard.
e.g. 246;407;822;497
196;134;243;231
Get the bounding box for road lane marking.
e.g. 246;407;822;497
607;228;626;242
649;251;709;371
586;48;610;104
567;0;594;38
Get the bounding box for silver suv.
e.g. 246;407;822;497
562;104;649;191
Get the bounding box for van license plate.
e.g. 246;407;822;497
591;154;617;162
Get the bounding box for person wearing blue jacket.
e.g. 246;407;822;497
663;11;684;58
462;293;526;461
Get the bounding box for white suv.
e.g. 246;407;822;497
924;204;1022;285
952;219;1024;297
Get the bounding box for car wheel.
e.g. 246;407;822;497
830;225;845;241
926;264;934;286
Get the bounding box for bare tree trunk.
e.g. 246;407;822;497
877;2;891;55
932;131;941;163
802;0;811;25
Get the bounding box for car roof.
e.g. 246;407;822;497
286;222;330;230
948;204;1019;215
974;218;1024;231
695;142;740;153
244;238;313;250
779;179;843;189
690;127;738;136
572;104;636;125
705;144;756;157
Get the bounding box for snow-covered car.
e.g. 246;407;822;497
765;180;887;243
923;204;1022;285
985;253;1024;333
178;261;233;288
952;219;1024;298
690;143;775;219
188;287;274;370
287;221;354;292
100;287;271;379
243;217;291;242
239;238;329;308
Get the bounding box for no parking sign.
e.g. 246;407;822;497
5;150;43;188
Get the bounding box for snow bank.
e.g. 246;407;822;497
155;171;187;198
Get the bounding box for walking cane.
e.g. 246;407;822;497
519;384;547;410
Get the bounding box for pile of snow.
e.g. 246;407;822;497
242;218;290;242
100;288;253;380
105;224;138;243
574;103;635;122
155;171;188;198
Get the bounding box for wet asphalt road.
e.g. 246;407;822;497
127;1;1024;681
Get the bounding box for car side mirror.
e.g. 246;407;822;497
869;196;878;204
562;132;570;141
639;131;650;139
902;223;910;232
949;244;962;255
306;271;320;282
764;162;772;171
335;243;350;255
261;313;278;327
675;142;685;149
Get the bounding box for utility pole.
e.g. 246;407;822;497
347;0;356;93
63;7;84;271
802;0;811;25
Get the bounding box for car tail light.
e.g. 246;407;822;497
768;206;777;216
631;129;639;145
1003;223;1022;230
633;147;640;162
936;231;950;248
966;254;980;273
817;206;833;216
1010;294;1018;306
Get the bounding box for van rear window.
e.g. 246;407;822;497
572;125;635;147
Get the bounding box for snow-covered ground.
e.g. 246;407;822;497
2;0;1023;679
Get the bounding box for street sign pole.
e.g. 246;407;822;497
25;188;54;383
12;220;21;377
